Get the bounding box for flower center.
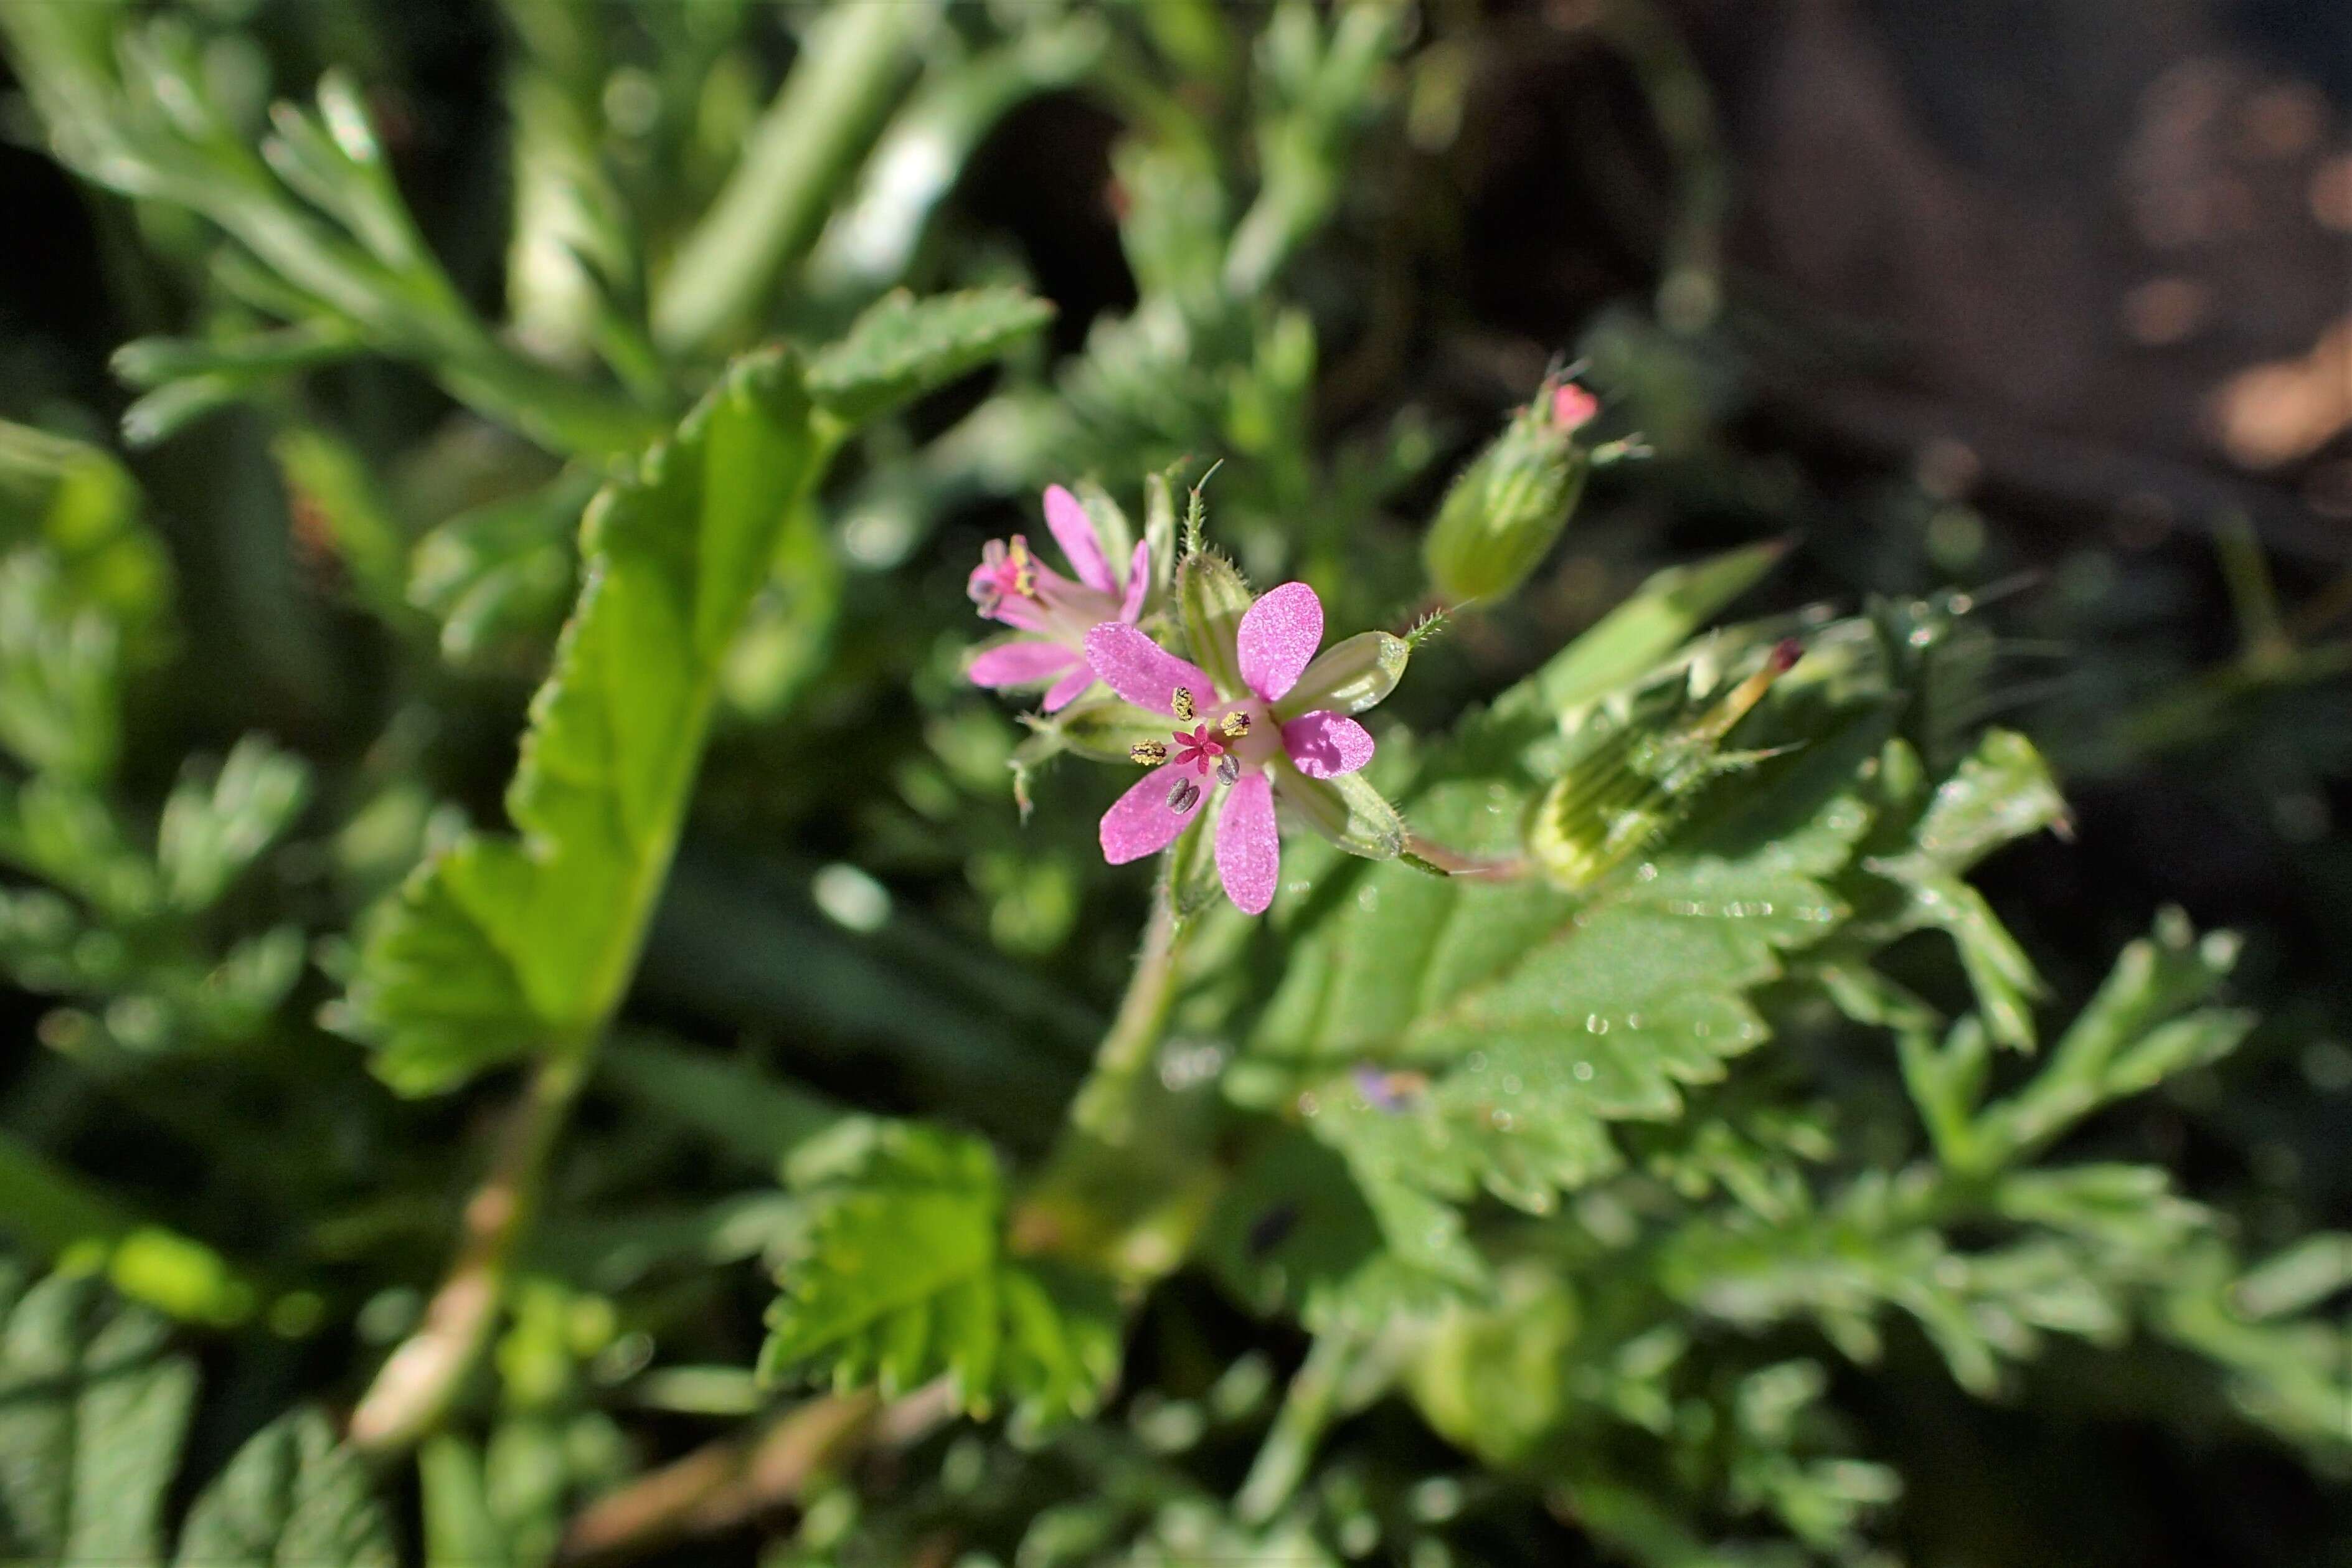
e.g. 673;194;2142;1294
1128;685;1273;808
967;535;1038;617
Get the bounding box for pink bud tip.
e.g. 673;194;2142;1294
1549;383;1600;433
1769;637;1804;674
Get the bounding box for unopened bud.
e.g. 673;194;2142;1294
1423;380;1597;606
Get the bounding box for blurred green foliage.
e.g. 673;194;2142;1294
0;3;2343;1567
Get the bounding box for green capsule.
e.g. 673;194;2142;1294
1527;638;1802;889
1422;380;1597;607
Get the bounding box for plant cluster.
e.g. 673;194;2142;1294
0;4;2343;1567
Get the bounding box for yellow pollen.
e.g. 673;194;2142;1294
1130;740;1168;765
1220;711;1251;739
1172;687;1196;722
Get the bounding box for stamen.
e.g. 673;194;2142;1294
1216;755;1242;786
1168;777;1201;812
1172;686;1196;723
1008;537;1036;599
1130;740;1168;765
1219;711;1251;739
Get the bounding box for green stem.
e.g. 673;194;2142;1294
347;1051;584;1453
1235;1329;1357;1524
1009;876;1211;1283
652;0;938;355
1068;887;1183;1145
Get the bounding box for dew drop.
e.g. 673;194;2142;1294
1573;1060;1595;1081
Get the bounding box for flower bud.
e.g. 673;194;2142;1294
1422;380;1597;607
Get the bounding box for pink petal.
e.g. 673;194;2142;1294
1281;711;1375;778
1117;538;1150;623
988;595;1049;634
1044;484;1116;594
1216;768;1281;915
1100;762;1203;864
1237;581;1323;702
968;640;1079;689
1085;623;1216;716
1042;664;1096;712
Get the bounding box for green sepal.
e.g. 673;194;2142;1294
1277;762;1407;861
1176;549;1252;697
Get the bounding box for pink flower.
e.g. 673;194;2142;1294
1087;582;1386;917
965;485;1151;712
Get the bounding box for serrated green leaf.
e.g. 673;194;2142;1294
808;287;1053;427
1226;610;1891;1280
343;349;823;1094
759;1122;1119;1425
176;1409;397;1568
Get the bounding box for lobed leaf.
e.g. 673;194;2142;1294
341;349;822;1093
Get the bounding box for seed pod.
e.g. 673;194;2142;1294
1528;639;1802;889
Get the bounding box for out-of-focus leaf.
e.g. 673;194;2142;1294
156;737;311;912
176;1409;397;1568
0;419;172;664
807;287;1054;428
598;1036;846;1173
272;425;415;623
0;1138;254;1326
418;1434;511;1568
0;1268;196;1564
408;468;598;669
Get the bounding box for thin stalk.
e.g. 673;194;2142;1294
652;0;938;355
1235;1329;1358;1524
348;1051;585;1453
1068;887;1183;1145
1009;863;1214;1283
1405;831;1529;882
